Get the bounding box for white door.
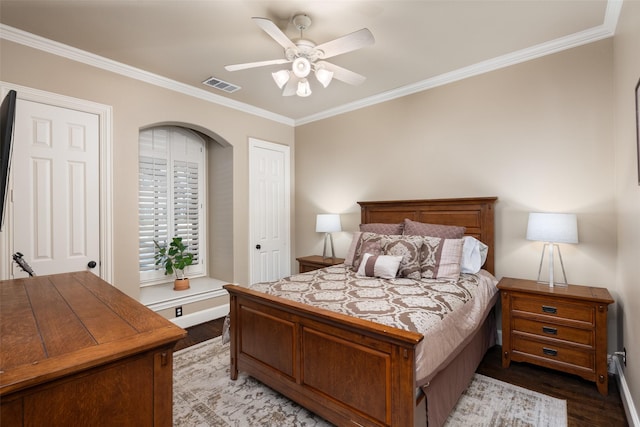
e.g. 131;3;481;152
11;99;100;277
249;138;290;284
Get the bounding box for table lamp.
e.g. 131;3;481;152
316;214;341;260
526;212;578;287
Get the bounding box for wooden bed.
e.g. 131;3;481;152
224;197;497;427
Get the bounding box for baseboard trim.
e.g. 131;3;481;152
614;357;640;427
170;304;229;329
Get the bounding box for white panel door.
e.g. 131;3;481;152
249;139;290;284
11;99;100;277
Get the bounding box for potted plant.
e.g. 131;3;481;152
154;236;194;291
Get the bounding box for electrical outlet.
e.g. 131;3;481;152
175;306;183;317
623;347;627;366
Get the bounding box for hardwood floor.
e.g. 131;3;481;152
176;318;629;426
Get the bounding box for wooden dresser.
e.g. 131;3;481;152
0;271;186;426
296;255;345;273
498;277;613;395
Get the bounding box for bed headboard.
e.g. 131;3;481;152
358;197;497;275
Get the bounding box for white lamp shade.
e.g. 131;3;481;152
315;67;334;88
316;214;341;233
272;70;290;89
296;78;312;97
526;212;578;244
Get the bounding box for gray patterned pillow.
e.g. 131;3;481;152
403;218;465;239
419;236;464;279
382;235;423;279
351;232;384;270
344;232;363;266
360;222;404;235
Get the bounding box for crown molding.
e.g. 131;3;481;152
296;0;622;126
0;24;295;127
0;0;621;127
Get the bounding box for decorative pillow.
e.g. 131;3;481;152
359;222;404;235
419;237;464;279
344;231;362;266
357;253;403;279
460;236;489;274
382;235;423;279
403;218;466;239
351;232;385;270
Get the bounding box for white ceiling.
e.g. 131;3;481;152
0;1;618;125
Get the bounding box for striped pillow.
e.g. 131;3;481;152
419;237;464;279
357;253;403;279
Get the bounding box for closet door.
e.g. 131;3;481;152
249;138;290;284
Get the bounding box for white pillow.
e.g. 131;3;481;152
356;253;403;279
460;236;489;274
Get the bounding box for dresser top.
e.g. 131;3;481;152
0;271;186;395
497;277;614;304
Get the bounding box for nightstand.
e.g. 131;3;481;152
296;255;345;273
497;277;614;396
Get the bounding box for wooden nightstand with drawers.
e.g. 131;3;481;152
497;277;614;395
296;255;345;273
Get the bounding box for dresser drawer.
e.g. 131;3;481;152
512;295;594;324
512;318;594;346
513;335;594;371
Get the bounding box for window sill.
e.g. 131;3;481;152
140;276;229;312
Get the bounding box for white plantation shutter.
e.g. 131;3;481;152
139;156;168;272
139;127;206;284
173;160;200;264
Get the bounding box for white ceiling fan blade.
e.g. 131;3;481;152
225;58;290;71
315;28;374;59
253;17;297;50
316;61;366;85
282;76;300;96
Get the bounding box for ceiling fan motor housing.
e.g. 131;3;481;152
292;14;312;31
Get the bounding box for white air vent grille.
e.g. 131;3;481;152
202;77;241;93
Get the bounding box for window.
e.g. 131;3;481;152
138;126;206;284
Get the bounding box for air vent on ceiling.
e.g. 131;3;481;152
202;76;241;93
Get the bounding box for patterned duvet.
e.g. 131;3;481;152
250;264;499;386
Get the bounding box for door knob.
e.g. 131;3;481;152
87;260;97;269
255;244;261;250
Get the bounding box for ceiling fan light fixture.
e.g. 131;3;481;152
315;67;334;88
272;69;290;89
296;78;312;97
292;57;311;78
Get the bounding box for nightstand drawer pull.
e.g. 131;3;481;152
542;305;557;314
542;326;558;335
543;347;558;357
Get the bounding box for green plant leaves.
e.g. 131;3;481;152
154;237;194;279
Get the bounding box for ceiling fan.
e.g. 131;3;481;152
225;14;375;97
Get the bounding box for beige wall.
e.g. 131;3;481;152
0;39;295;300
613;0;640;414
296;40;618;344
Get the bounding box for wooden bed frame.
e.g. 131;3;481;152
224;197;497;427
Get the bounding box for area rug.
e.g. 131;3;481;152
173;337;567;426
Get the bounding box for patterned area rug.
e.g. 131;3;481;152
173;337;567;426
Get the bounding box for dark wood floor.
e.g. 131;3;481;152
176;318;628;427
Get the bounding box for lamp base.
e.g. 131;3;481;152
322;232;336;260
536;243;568;287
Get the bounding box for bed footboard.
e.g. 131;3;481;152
224;284;424;427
